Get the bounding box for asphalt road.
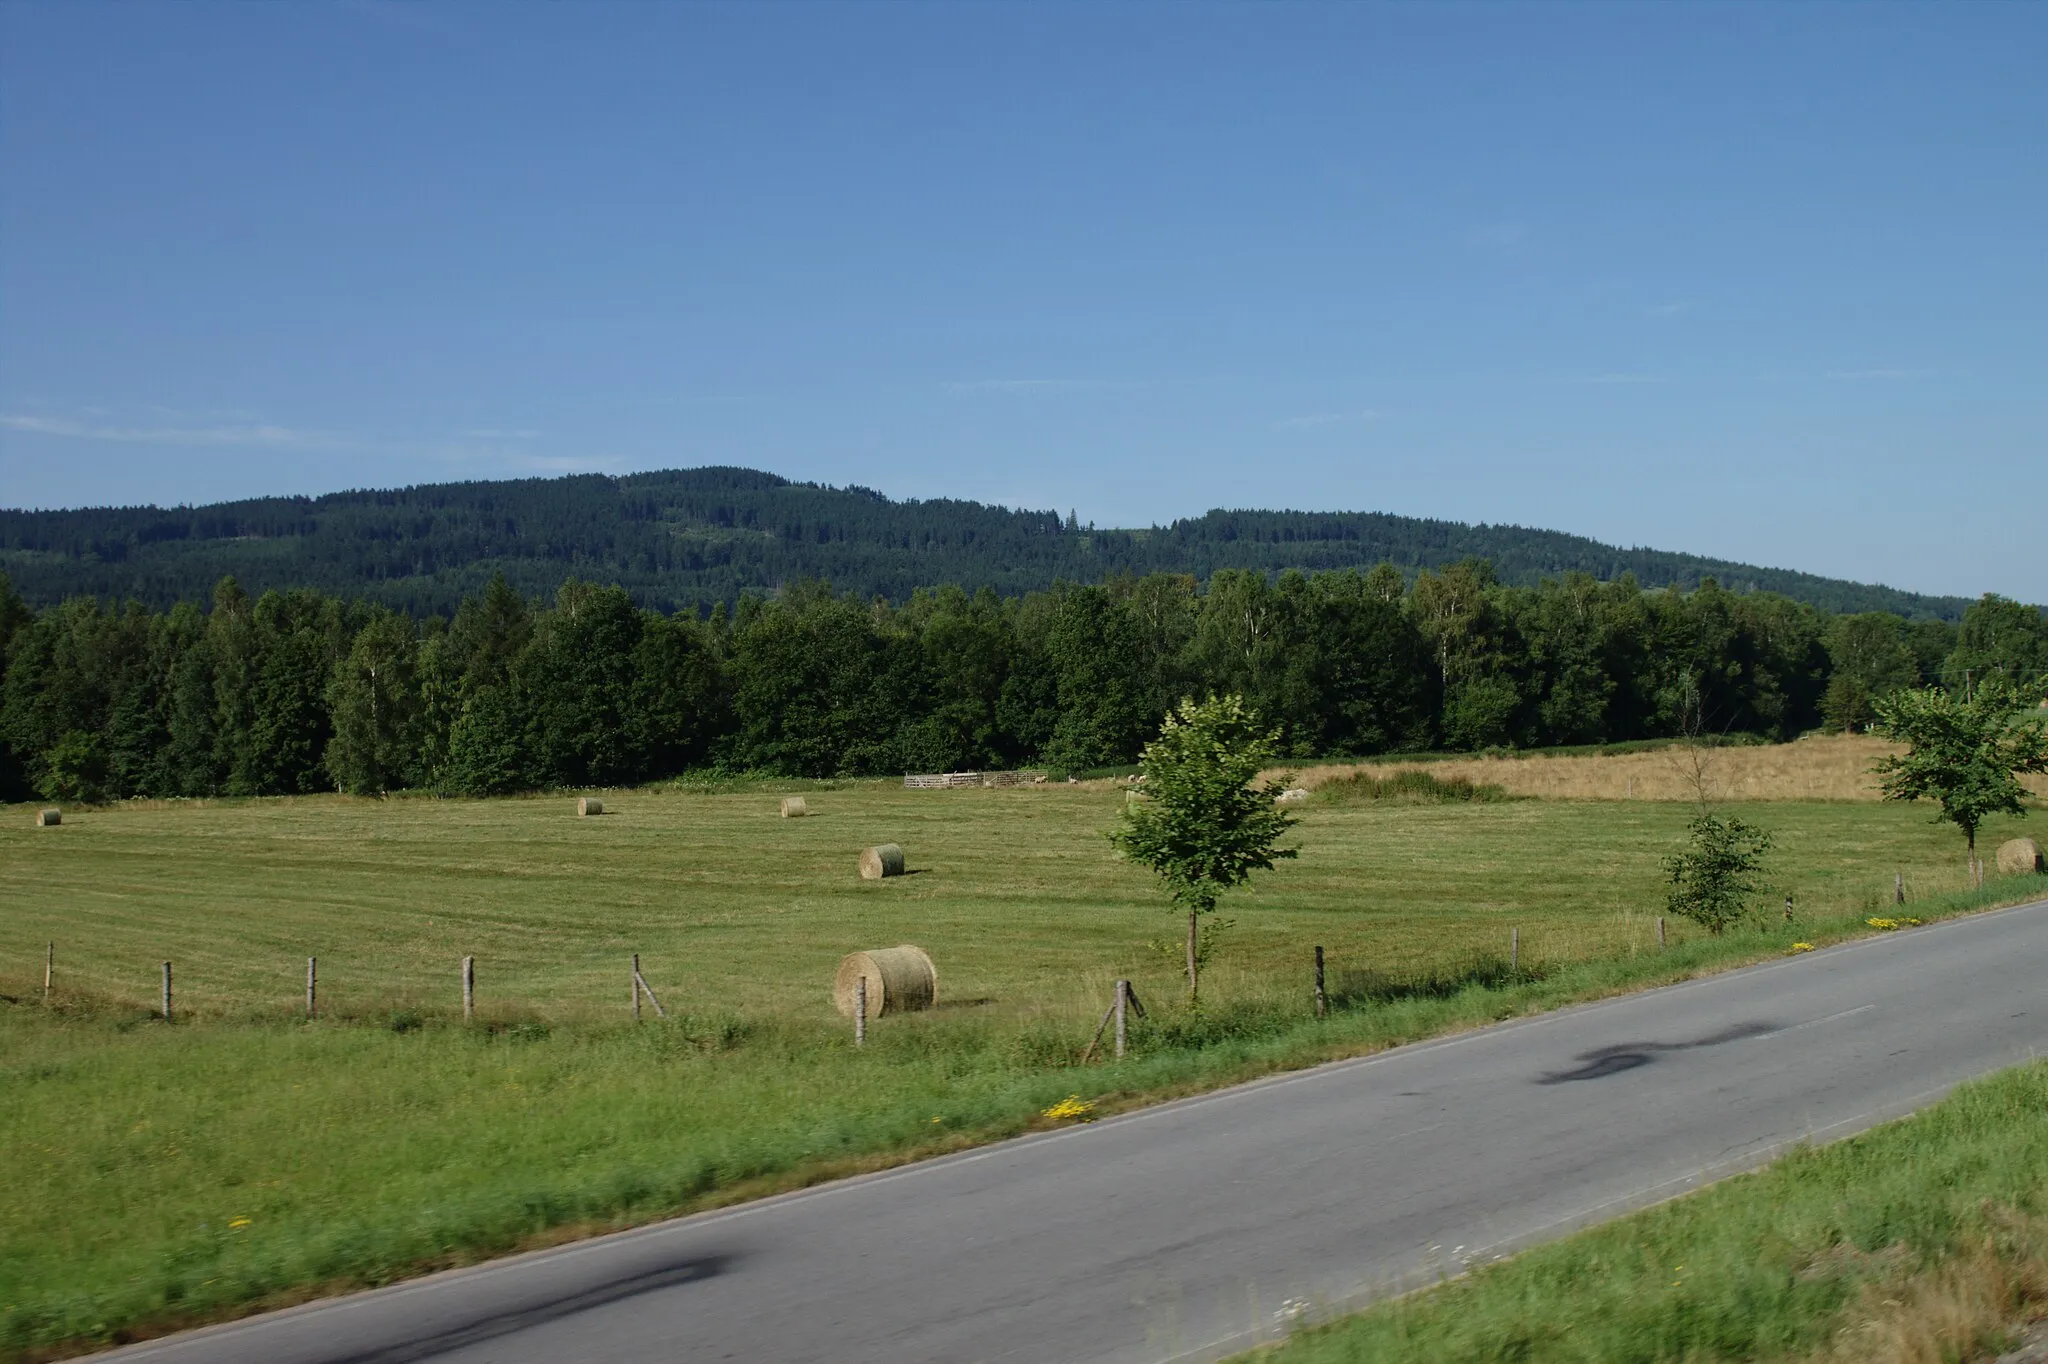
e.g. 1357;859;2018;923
97;895;2048;1364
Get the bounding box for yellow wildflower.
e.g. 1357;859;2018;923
1789;942;1815;953
1042;1094;1096;1122
227;1217;251;1230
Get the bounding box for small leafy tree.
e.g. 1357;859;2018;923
444;685;530;796
1663;812;1773;935
1871;680;2048;874
1819;673;1873;736
41;729;108;804
1109;695;1298;1003
324;608;424;795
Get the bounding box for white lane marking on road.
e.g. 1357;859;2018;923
1748;1004;1876;1043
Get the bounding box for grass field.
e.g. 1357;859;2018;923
3;768;2044;1358
1248;1059;2048;1363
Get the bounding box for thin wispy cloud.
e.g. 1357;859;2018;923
1;413;353;449
145;404;266;422
1825;367;1931;380
1564;374;1669;386
944;378;1110;394
1466;223;1528;251
1646;302;1691;318
1274;410;1381;430
1;409;568;468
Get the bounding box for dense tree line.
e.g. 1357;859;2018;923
0;465;1977;620
3;562;2042;805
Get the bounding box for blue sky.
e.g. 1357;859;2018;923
1;2;2042;600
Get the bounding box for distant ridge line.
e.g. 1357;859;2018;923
0;465;1982;620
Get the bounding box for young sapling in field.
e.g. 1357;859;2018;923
1109;694;1297;1004
1663;813;1775;936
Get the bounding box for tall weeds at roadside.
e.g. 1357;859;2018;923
1802;1205;2048;1364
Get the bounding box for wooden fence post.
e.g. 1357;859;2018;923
1895;871;1905;905
1313;946;1327;1019
1114;979;1129;1059
1085;979;1138;1065
1510;928;1519;976
306;956;317;1019
632;957;668;1020
161;960;172;1022
44;941;52;999
854;976;867;1047
462;955;475;1023
1657;917;1666;950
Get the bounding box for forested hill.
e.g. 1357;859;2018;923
0;465;1975;618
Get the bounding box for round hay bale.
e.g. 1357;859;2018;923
1997;837;2045;876
834;945;937;1017
577;797;604;817
859;843;906;879
35;808;60;827
780;796;809;818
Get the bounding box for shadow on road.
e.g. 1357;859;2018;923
335;1252;734;1364
1535;1021;1779;1084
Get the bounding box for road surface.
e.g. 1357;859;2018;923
96;895;2048;1364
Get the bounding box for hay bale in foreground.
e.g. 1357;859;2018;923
834;945;937;1017
780;796;809;818
1997;837;2045;876
859;843;906;879
35;808;60;827
577;797;604;817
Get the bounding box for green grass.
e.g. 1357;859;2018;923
1;784;2042;1358
1247;1059;2048;1364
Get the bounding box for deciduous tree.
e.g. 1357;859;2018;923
1663;812;1773;935
1872;680;2048;875
1109;695;1297;1003
325;607;424;795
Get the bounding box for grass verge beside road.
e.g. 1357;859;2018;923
0;782;2042;1359
1247;1058;2048;1364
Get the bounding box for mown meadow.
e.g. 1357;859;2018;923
2;765;2043;1359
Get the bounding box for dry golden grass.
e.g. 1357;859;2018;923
1796;1210;2048;1364
1281;735;2048;804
